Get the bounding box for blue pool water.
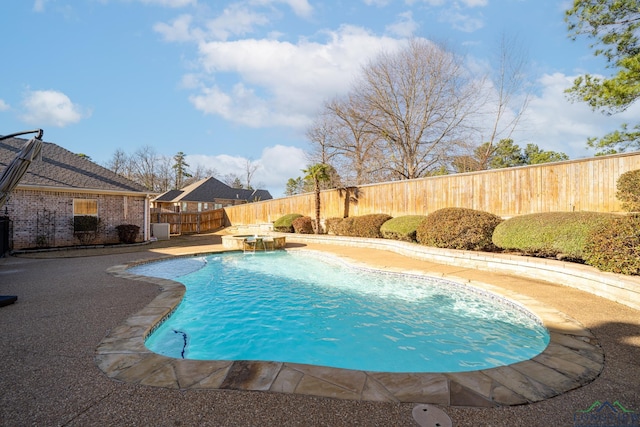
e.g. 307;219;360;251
132;251;549;373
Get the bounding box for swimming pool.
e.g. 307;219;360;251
130;250;549;373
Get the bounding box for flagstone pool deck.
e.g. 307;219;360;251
1;231;639;426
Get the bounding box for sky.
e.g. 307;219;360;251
2;0;638;197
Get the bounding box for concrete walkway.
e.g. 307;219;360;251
1;232;639;426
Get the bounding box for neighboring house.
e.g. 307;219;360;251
152;176;272;212
0;136;153;251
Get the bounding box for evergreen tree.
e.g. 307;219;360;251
565;0;640;154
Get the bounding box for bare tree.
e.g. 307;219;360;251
222;173;243;189
352;38;482;179
243;158;259;190
131;145;160;191
105;149;135;180
186;164;218;185
156;155;174;193
473;33;531;170
324;95;386;185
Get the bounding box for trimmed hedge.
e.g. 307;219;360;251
584;214;640;275
417;208;502;251
380;215;427;242
325;217;343;235
617;169;640;212
273;213;303;233
115;224;140;244
334;214;393;238
292;216;314;234
492;211;617;260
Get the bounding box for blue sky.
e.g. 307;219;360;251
2;0;638;197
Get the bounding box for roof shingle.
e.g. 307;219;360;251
154;177;272;203
0;136;150;193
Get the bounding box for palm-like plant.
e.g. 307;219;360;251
303;163;330;234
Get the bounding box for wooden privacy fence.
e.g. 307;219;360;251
151;209;225;235
225;151;640;226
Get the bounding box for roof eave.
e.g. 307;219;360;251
15;184;156;197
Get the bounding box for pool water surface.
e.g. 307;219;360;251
131;251;550;373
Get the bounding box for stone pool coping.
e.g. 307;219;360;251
97;248;604;407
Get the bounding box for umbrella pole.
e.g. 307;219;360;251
1;129;43;306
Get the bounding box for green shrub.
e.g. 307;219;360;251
380;215;427;242
492;211;617;260
335;216;356;236
617;169;640;212
334;214;392;238
417;208;502;251
325;217;343;235
115;224;140;244
72;215;102;245
583;214;640;275
73;215;99;232
292;216;314;234
273;213;303;233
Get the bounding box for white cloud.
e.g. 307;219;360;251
138;0;196;7
190;26;405;128
385;11;419;37
20;90;90;127
186;144;307;196
189;83;309;128
460;0;488;7
204;4;270;41
363;0;391;5
155;7;270;42
439;9;484;32
512;72;640;159
0;99;9;111
154;14;200;42
33;0;48;12
252;0;314;18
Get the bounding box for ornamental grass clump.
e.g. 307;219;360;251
273;213;303;233
583;214;640;275
417;208;502;251
380;215;427;242
492;211;617;260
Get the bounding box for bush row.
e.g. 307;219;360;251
273;208;640;276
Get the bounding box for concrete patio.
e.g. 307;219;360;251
1;231;639;426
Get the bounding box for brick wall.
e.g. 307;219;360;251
4;189;147;250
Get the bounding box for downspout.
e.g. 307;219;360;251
144;195;150;241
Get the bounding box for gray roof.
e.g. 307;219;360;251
0;136;149;193
154;176;272;203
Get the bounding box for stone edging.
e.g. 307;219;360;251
96;248;604;407
284;234;640;311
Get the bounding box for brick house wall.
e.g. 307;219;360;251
4;188;148;250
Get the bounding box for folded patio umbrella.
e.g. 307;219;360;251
0;129;43;306
0;129;43;209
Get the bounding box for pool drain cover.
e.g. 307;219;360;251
412;404;452;427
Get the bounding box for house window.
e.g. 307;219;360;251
73;199;98;216
73;199;99;235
